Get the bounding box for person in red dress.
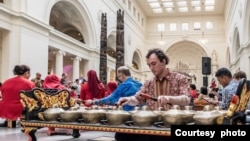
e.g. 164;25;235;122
80;70;105;106
42;74;67;134
189;84;198;98
69;85;77;99
43;74;66;90
0;65;35;127
104;81;118;97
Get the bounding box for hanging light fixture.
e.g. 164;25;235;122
199;31;208;44
199;2;208;44
158;32;165;45
157;23;165;46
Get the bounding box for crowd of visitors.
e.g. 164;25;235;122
0;48;248;141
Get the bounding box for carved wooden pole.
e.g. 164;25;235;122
115;9;124;80
99;13;107;86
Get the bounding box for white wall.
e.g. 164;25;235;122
224;0;250;77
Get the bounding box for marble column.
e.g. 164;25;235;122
55;50;65;77
211;50;218;76
107;67;110;82
73;56;81;81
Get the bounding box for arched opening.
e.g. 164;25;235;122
132;52;141;70
232;28;240;60
166;40;207;88
49;1;85;43
107;33;116;58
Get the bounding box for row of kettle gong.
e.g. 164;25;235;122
41;104;227;127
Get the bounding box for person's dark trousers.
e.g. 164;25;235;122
115;133;171;141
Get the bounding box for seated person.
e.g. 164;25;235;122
69;85;78;99
189;84;199;98
42;74;69;135
85;66;142;111
208;87;219;105
193;86;211;110
104;81;118;97
80;70;106;107
0;65;35;127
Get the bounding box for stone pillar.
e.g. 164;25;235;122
107;67;110;82
73;56;81;81
211;50;218;76
55;50;65;77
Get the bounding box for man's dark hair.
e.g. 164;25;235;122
190;84;196;90
233;71;247;79
146;48;169;65
215;67;232;78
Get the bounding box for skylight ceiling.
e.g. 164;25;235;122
136;0;225;17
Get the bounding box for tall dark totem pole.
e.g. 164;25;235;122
115;9;125;80
99;13;107;86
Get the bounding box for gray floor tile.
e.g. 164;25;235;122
0;127;116;141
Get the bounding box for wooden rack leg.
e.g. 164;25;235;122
72;129;81;138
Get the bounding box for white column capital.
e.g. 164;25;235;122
74;56;81;61
55;50;66;56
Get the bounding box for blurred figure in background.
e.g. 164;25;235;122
60;73;67;87
67;81;73;89
0;65;35;127
69;85;77;99
43;74;66;90
42;74;69;135
208;79;219;105
105;81;118;97
31;72;43;88
197;86;209;100
73;79;81;98
193;86;211;110
189;84;198;99
79;77;87;84
208;87;219;105
233;71;247;81
80;70;105;106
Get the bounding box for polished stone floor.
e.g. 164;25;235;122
0;124;115;141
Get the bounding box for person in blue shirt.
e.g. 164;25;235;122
85;66;142;111
215;67;239;110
